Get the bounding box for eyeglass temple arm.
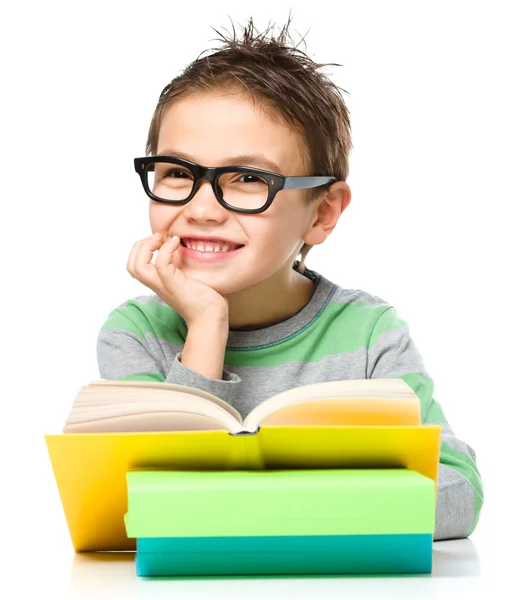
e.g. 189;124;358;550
283;176;337;191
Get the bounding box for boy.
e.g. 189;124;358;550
97;18;483;541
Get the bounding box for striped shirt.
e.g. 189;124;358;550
97;266;483;541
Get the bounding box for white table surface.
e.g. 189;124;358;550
13;507;514;600
65;537;490;600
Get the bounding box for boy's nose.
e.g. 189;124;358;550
183;179;227;221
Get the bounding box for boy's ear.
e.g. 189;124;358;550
302;181;351;246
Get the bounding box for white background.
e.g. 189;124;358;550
1;0;515;595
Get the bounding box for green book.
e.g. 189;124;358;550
124;469;435;538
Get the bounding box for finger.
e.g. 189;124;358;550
155;236;181;276
127;237;149;276
131;234;165;287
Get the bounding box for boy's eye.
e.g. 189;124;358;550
164;168;192;179
236;173;266;184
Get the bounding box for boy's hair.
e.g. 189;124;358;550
146;16;352;273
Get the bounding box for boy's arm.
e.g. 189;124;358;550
96;305;241;405
366;306;484;540
179;317;230;380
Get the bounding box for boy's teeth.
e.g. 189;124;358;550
183;239;238;252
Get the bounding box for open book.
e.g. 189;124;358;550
63;378;421;435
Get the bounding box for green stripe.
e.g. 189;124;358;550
398;373;448;425
440;441;484;535
368;307;406;348
225;301;391;367
115;373;166;383
101;299;187;345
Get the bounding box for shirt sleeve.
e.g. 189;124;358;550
366;306;484;540
96;307;242;406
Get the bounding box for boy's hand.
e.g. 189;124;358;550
127;233;229;327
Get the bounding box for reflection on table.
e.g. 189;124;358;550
68;538;483;600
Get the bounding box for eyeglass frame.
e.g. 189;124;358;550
134;156;337;214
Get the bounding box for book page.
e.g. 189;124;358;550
66;381;244;433
242;378;420;431
63;411;231;433
88;380;243;422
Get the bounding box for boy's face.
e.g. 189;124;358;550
150;90;323;296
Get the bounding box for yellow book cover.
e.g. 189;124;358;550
45;424;441;551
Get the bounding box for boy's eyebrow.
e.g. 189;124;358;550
155;148;283;174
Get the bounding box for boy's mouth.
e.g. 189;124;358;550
180;238;244;253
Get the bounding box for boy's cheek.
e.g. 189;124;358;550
149;202;181;224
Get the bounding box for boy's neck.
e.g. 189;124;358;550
227;268;315;330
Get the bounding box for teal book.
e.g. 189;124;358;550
135;534;433;576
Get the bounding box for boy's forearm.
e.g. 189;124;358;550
179;318;229;380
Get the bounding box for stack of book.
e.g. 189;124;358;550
125;468;436;576
45;377;441;576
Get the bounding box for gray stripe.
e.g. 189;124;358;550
97;330;165;380
115;294;162;309
434;464;475;540
166;353;241;404
367;325;431;379
440;423;478;462
331;286;392;308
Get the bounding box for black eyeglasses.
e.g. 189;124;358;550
134;156;337;214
